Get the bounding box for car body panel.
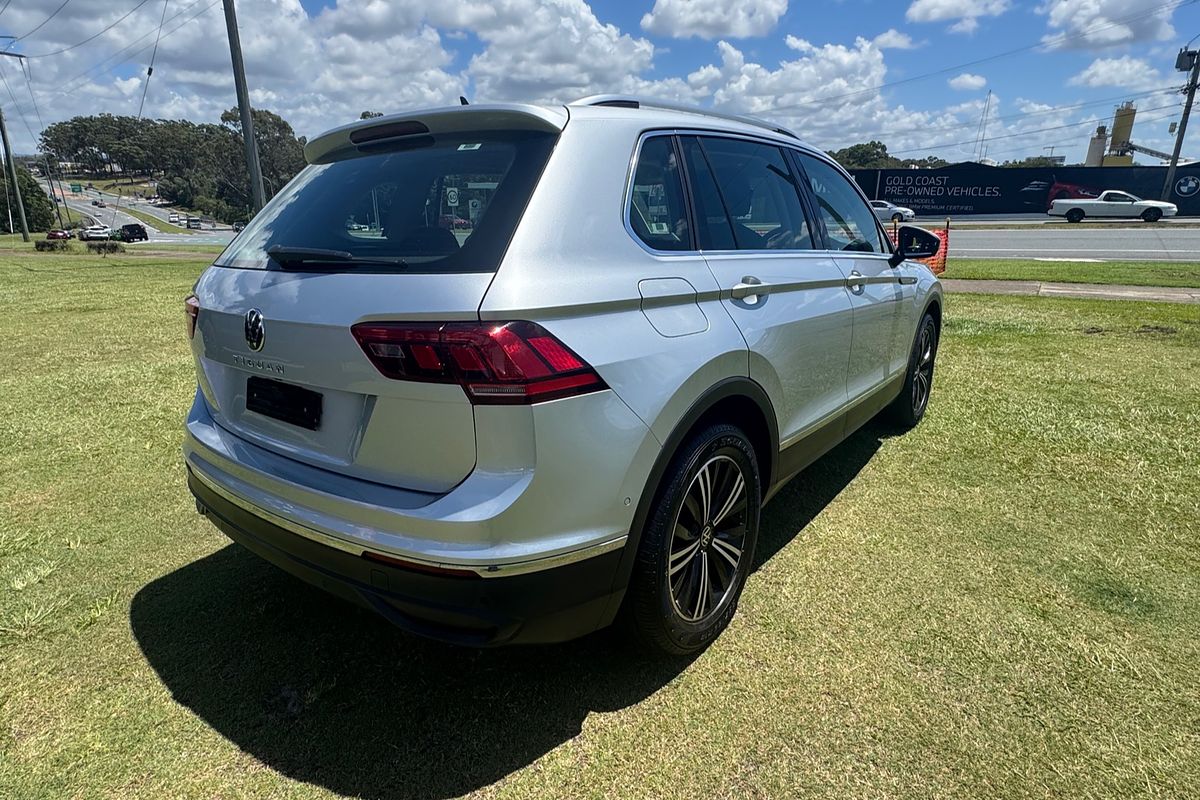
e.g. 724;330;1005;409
184;100;943;644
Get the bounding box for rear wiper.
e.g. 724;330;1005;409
266;245;408;269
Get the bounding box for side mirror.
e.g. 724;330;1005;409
889;225;941;267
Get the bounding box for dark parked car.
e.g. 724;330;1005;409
46;229;71;240
119;223;148;242
232;221;245;232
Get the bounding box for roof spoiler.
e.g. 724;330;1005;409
304;103;569;163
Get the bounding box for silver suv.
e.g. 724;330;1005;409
183;97;943;654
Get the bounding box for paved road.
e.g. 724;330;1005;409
943;278;1200;303
54;192;234;247
950;226;1200;261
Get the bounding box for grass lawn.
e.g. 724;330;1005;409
1;254;1198;798
943;257;1200;288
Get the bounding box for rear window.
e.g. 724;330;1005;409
215;130;557;273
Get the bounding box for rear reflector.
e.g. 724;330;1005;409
185;294;200;339
362;550;481;579
350;321;607;405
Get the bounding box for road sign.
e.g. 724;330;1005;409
446;187;459;207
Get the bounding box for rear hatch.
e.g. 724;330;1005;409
190;107;564;494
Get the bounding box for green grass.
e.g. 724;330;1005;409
944;257;1200;288
1;258;1199;798
951;221;1200;230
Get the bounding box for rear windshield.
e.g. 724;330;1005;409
214;130;558;273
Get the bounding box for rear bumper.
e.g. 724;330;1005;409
189;468;624;645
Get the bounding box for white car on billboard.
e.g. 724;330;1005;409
1049;190;1177;223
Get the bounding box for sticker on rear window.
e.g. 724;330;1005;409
458;143;482;151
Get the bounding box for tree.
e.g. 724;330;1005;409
360;111;384;119
829;141;896;169
828;142;950;170
0;163;55;232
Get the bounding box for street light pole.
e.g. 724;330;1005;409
222;0;266;214
1162;46;1200;201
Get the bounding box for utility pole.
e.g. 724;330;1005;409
222;0;266;213
0;46;30;240
0;108;29;241
1162;44;1200;201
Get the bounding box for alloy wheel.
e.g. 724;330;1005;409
912;322;936;415
667;454;748;622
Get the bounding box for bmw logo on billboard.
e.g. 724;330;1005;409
1176;175;1200;198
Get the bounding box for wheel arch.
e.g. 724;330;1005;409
600;377;778;621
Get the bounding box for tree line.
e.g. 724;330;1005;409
38;108;307;223
829;140;1079;169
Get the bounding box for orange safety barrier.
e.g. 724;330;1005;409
886;219;949;275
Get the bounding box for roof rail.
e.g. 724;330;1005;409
569;94;800;140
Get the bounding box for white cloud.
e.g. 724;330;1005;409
0;0;1182;164
1067;56;1164;91
1041;0;1176;49
906;0;1009;34
949;72;987;90
872;29;919;50
641;0;788;39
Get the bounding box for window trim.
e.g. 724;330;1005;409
623;127;899;259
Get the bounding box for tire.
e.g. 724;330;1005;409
1066;209;1085;223
888;311;939;430
626;423;761;656
1141;208;1162;223
892;213;904;223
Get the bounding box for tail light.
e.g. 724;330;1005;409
350;321;607;405
185;294;200;339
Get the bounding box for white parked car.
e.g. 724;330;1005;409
168;213;180;224
1048;190;1177;223
870;200;915;223
78;225;112;241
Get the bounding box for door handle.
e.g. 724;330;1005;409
845;270;866;294
731;275;765;301
897;275;918;285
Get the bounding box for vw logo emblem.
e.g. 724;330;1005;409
244;308;266;352
1175;175;1200;198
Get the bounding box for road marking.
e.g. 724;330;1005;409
958;248;1191;254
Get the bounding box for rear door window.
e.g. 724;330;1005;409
215;130;557;273
689;136;815;251
628;136;691;251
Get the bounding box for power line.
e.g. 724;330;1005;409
7;0;73;46
20;0;156;58
771;0;1199;112
52;0;215;98
887;104;1182;155
0;1;13;23
136;0;171;119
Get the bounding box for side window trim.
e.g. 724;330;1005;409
669;134;700;251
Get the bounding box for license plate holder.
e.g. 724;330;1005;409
246;376;323;431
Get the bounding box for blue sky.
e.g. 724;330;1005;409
2;0;1198;162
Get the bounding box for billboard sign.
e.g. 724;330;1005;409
850;164;1200;217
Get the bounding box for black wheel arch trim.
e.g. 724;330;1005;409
599;377;778;625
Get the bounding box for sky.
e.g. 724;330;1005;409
0;0;1198;164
